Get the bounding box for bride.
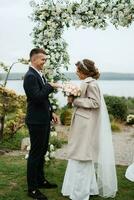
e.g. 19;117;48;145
61;59;117;200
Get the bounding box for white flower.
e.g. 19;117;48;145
88;11;94;16
52;105;57;110
45;151;49;157
118;4;124;10
45;156;50;162
42;5;49;10
39;14;45;20
67;5;73;14
56;4;62;14
55;52;60;59
50;151;55;158
25;153;29;160
127;114;134;124
26;145;31;151
50;144;55;151
47;21;52;26
51;131;57;137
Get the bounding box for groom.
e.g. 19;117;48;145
23;48;59;200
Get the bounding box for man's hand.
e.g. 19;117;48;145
52;112;59;124
49;82;62;89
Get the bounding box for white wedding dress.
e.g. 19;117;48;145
62;89;117;200
62;160;99;200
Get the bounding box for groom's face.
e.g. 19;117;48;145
32;53;46;70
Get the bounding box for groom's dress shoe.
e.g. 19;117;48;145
28;189;48;200
38;180;58;189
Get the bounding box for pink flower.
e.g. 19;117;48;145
62;82;81;97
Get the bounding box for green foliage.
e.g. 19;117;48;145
0;86;26;139
50;136;67;149
127;97;134;114
0;127;28;150
4;110;25;138
60;106;73;126
109;114;114;122
0;59;28;140
111;120;122;132
104;95;128;121
0;61;8;72
0;86;19;114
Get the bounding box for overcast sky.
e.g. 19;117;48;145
0;0;134;73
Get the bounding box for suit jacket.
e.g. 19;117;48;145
23;67;54;125
67;77;101;161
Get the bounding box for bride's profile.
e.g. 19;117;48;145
61;59;117;200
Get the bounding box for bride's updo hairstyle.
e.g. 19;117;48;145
75;59;100;80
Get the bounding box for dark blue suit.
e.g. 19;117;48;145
23;67;54;191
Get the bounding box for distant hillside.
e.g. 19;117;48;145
65;72;134;80
0;72;134;80
0;73;24;80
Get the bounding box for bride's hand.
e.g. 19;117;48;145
67;96;75;104
48;82;62;89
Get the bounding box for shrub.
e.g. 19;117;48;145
109;114;114;122
104;95;128;121
60;107;73;126
127;97;134;114
111;120;122;132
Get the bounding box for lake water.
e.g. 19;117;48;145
1;80;134;107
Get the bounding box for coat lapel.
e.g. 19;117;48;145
29;67;45;86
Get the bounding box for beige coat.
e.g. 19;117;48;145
67;77;101;161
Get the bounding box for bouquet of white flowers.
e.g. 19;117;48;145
62;82;81;97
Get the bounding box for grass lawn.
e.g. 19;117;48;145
0;156;134;200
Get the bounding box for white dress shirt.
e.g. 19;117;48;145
30;65;46;84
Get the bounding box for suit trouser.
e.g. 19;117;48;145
27;123;50;191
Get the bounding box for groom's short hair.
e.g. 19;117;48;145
30;48;46;60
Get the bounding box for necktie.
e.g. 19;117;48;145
39;71;46;84
42;74;46;84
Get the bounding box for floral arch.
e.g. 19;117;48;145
30;0;134;81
